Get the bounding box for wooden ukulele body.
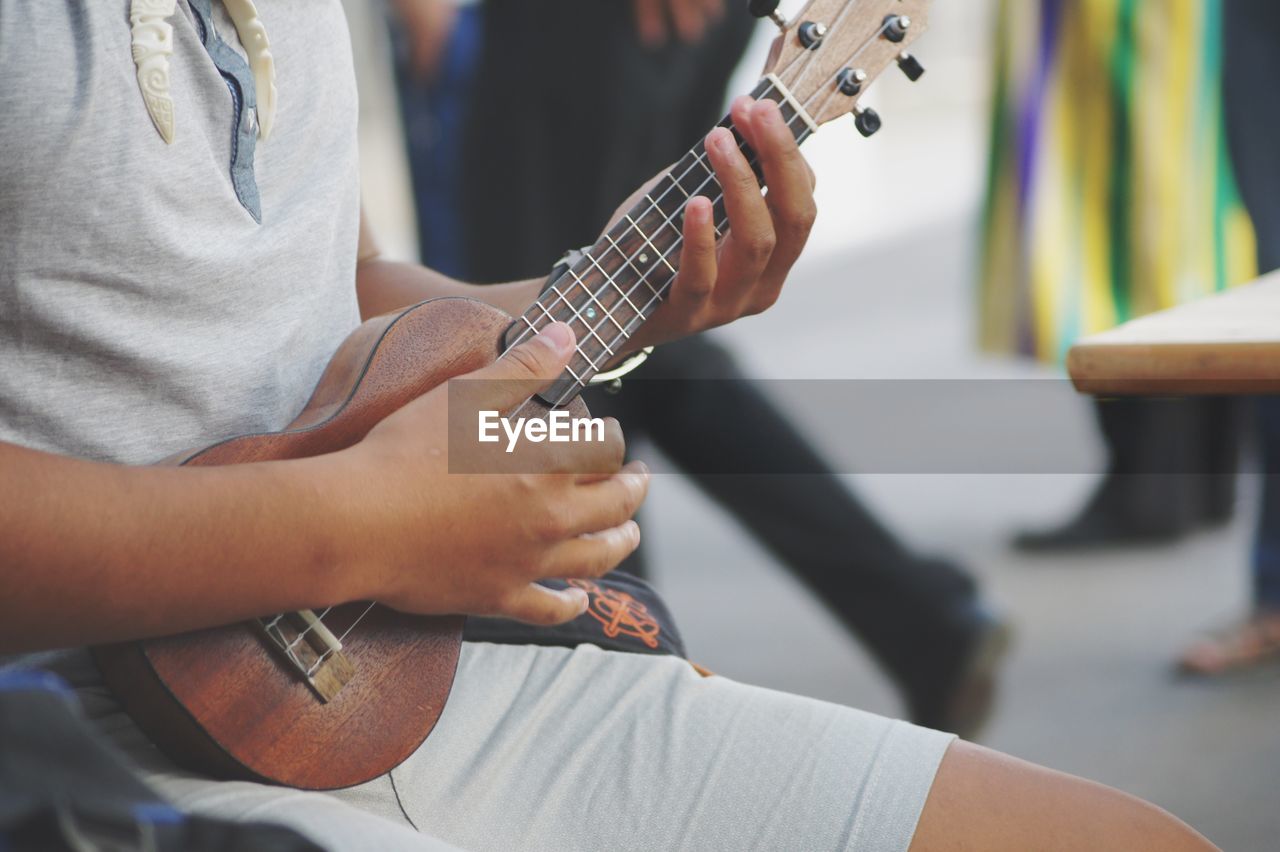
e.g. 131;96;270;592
93;297;587;790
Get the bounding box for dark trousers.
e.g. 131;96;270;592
589;337;978;691
1224;0;1280;609
456;1;982;693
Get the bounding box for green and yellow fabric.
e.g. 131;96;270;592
979;0;1256;363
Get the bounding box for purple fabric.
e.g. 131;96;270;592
1016;0;1063;210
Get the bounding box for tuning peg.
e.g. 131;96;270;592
798;21;828;49
882;14;911;43
747;0;787;32
837;68;868;96
854;106;882;138
897;52;925;82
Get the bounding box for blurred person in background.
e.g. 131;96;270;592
390;0;1011;738
982;0;1257;551
1178;0;1280;675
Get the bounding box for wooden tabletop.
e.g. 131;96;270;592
1068;270;1280;396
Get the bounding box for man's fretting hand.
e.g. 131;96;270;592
615;96;818;353
337;323;648;627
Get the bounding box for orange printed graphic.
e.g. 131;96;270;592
568;579;661;649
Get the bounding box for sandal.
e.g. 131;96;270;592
1176;611;1280;677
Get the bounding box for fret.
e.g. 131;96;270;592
592;297;630;337
644;188;685;229
561;295;614;357
636;199;684;245
673;147;719;200
603;225;674;290
563;266;613;318
533;300;557;324
577;280;614;325
623;214;678;275
598;237;658;306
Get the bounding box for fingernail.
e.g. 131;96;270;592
538;322;574;355
572;588;590;613
685;197;707;224
707;128;732;153
624;520;641;545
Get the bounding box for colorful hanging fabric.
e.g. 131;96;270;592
979;0;1256;364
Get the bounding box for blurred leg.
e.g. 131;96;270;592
1253;399;1280;612
911;742;1217;852
1176;0;1280;676
592;337;1005;734
1016;398;1224;550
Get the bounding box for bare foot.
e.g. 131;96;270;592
1177;610;1280;677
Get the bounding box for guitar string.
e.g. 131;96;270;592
511;16;895;397
496;19;833;355
569;11;898;375
291;9;899;667
543;16;900;407
503;0;883;361
304;601;377;678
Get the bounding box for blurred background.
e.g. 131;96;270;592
346;1;1279;847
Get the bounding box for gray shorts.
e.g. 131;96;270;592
92;642;954;852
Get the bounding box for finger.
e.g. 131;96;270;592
632;0;667;46
539;520;642;580
704;126;775;308
668;0;707;43
495;583;590;627
703;0;726;21
751;98;815;232
666;196;718;318
559;461;650;538
462;323;576;414
747;99;818;301
729;95;762;151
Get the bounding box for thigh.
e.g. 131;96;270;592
371;642;954;852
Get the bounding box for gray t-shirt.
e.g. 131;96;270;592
0;1;363;677
0;0;362;466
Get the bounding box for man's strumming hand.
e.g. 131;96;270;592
334;323;648;627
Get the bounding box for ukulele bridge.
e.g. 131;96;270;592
258;609;355;702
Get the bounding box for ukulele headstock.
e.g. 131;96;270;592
757;0;933;132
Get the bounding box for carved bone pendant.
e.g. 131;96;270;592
130;0;178;144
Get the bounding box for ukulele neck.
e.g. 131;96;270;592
505;75;818;407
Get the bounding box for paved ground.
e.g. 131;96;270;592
638;218;1280;851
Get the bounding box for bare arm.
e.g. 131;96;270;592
0;328;645;655
0;443;354;653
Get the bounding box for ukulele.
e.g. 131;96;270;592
93;0;933;790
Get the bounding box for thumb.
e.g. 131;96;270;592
465;322;577;413
498;583;591;627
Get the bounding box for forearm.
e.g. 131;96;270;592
0;442;363;653
355;258;542;321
